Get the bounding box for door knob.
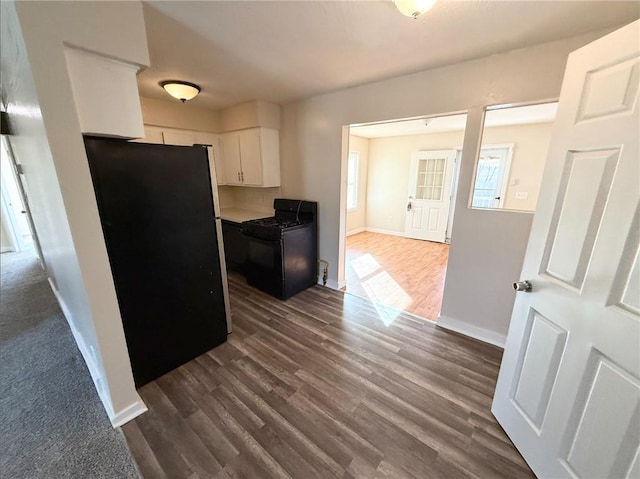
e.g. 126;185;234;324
513;280;532;292
407;201;412;212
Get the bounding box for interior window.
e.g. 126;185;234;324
471;102;558;212
347;152;359;210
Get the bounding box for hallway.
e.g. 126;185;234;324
0;250;139;478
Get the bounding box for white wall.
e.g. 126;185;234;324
492;122;553;211
1;0;149;424
220;100;281;132
279;30;609;342
365;121;553;232
366;129;465;232
140;95;220;132
346;135;369;234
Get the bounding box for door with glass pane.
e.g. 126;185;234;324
471;146;512;208
405;150;456;242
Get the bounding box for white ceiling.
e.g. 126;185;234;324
350;101;558;138
138;1;639;110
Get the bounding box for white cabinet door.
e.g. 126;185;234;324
492;20;639;478
221;133;242;185
238;129;263;186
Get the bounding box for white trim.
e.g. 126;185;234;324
347;151;360;210
110;399;148;428
346;227;365;236
364;227;405;237
323;278;346;290
47;277;147;427
0;247;11;253
436;314;506;348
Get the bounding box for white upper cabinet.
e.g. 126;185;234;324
162;130;196;146
129;125;279;188
221;127;280;187
221;133;242;186
132;126;164;144
130;126;225;185
194;132;226;186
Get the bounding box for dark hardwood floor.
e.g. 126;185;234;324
122;274;534;479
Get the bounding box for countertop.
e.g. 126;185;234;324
220;207;272;224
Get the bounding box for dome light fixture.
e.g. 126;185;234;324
160;81;201;102
394;0;437;19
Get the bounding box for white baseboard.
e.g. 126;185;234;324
47;277;147;427
322;278;345;290
346;227;365;236
364;227;405;237
110;398;148;428
436;315;506;349
1;247;13;253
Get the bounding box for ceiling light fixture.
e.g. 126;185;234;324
160;81;201;103
394;0;437;19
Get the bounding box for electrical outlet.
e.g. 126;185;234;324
515;191;528;200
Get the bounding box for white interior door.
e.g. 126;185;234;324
492;21;639;479
405;150;455;242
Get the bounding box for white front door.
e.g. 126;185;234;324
404;150;456;242
492;21;639;479
470;145;513;209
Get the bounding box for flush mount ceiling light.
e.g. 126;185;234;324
160;81;201;102
394;0;437;19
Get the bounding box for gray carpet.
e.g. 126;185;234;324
0;250;140;478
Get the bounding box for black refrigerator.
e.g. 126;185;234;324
84;136;231;387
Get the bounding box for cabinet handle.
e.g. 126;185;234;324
241;171;244;182
237;171;241;181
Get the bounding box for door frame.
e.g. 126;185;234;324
337;111;468;291
1;136;41;257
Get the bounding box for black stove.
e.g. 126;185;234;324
241;217;310;241
241;199;318;300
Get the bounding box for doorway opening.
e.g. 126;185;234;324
1;135;37;258
340;112;467;321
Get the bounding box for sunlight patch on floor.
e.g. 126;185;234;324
362;270;413;326
350;253;381;279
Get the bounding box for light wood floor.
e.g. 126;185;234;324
345;232;449;321
121;274;533;479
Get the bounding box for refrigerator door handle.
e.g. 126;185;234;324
215;218;233;334
207;146;222;218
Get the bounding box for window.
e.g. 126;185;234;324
347;152;359;210
471;146;512;209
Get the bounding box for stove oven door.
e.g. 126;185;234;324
244;235;285;299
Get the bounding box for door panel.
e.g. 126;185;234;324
561;354;639;479
221;133;241;185
492;21;640;479
238;129;262;186
405;150;455;242
511;310;567;431
543;148;619;288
